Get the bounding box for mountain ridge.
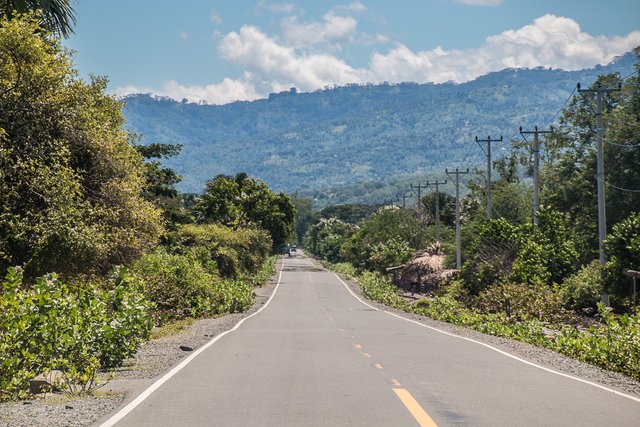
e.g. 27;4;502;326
122;52;636;202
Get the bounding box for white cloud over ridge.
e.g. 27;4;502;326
116;13;640;105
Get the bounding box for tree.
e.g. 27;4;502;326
541;59;640;263
133;142;193;227
603;212;640;309
195;173;296;250
0;15;162;278
290;196;318;245
0;1;76;37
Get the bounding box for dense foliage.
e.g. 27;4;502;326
0;15;163;279
0;267;152;400
195;173;295;250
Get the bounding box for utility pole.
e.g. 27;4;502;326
410;183;425;214
519;126;553;225
396;192;413;209
445;168;469;269
475;136;502;219
426;180;447;242
578;81;621;307
577;82;621;269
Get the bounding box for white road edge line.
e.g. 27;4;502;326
332;272;640;405
100;258;286;427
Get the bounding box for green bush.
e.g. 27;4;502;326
476;282;571;323
133;249;221;324
0;266;152;401
552;304;640;380
167;224;272;278
359;272;409;310
559;261;603;314
368;238;413;272
603;212;640;309
330;262;359;279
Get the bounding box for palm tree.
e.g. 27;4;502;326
0;0;77;37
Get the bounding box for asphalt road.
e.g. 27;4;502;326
102;254;640;426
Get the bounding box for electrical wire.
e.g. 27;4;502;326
597;177;640;193
604;139;640;148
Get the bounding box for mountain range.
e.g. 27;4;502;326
122;52;636;205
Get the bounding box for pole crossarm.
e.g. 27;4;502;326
519;126;553;225
425;180;447;242
475;135;502;219
445;168;469;269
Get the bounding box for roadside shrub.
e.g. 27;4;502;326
359;272;408;310
368;238;413;272
476;282;570;324
559;261;603;315
552;304;640;380
216;279;254;313
603;212;640;309
167;224;272;278
0;267;152;401
133;249;221;324
330;262;359;279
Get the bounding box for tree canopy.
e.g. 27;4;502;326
0;15;162;278
195;173;296;250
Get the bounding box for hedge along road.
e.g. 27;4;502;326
99;253;640;427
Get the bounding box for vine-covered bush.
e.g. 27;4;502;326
461;209;578;294
133;250;221;324
559;261;603;314
0;267;152;401
167;224;272;278
603;212;640;308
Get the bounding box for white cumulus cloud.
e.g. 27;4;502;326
116;13;640;105
368;14;640;84
281;11;358;48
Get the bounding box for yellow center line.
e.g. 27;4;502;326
393;388;438;427
361;352;372;358
354;344;363;349
373;363;384;369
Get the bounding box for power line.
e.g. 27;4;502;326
598;177;640;193
604;139;640;148
545;86;577;127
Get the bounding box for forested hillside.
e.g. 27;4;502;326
123;53;635;199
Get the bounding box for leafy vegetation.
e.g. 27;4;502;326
0;14;163;279
0;266;152;400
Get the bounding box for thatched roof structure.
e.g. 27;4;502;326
386;242;457;288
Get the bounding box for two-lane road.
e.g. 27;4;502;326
101;254;640;426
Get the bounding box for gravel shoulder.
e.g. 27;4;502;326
0;259;283;427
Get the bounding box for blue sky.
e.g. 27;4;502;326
65;0;640;104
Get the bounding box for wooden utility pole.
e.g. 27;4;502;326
445;168;469;269
396;192;413;209
578;82;621;306
410;183;425;214
426;180;447;242
519;126;553;225
475;136;502;219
